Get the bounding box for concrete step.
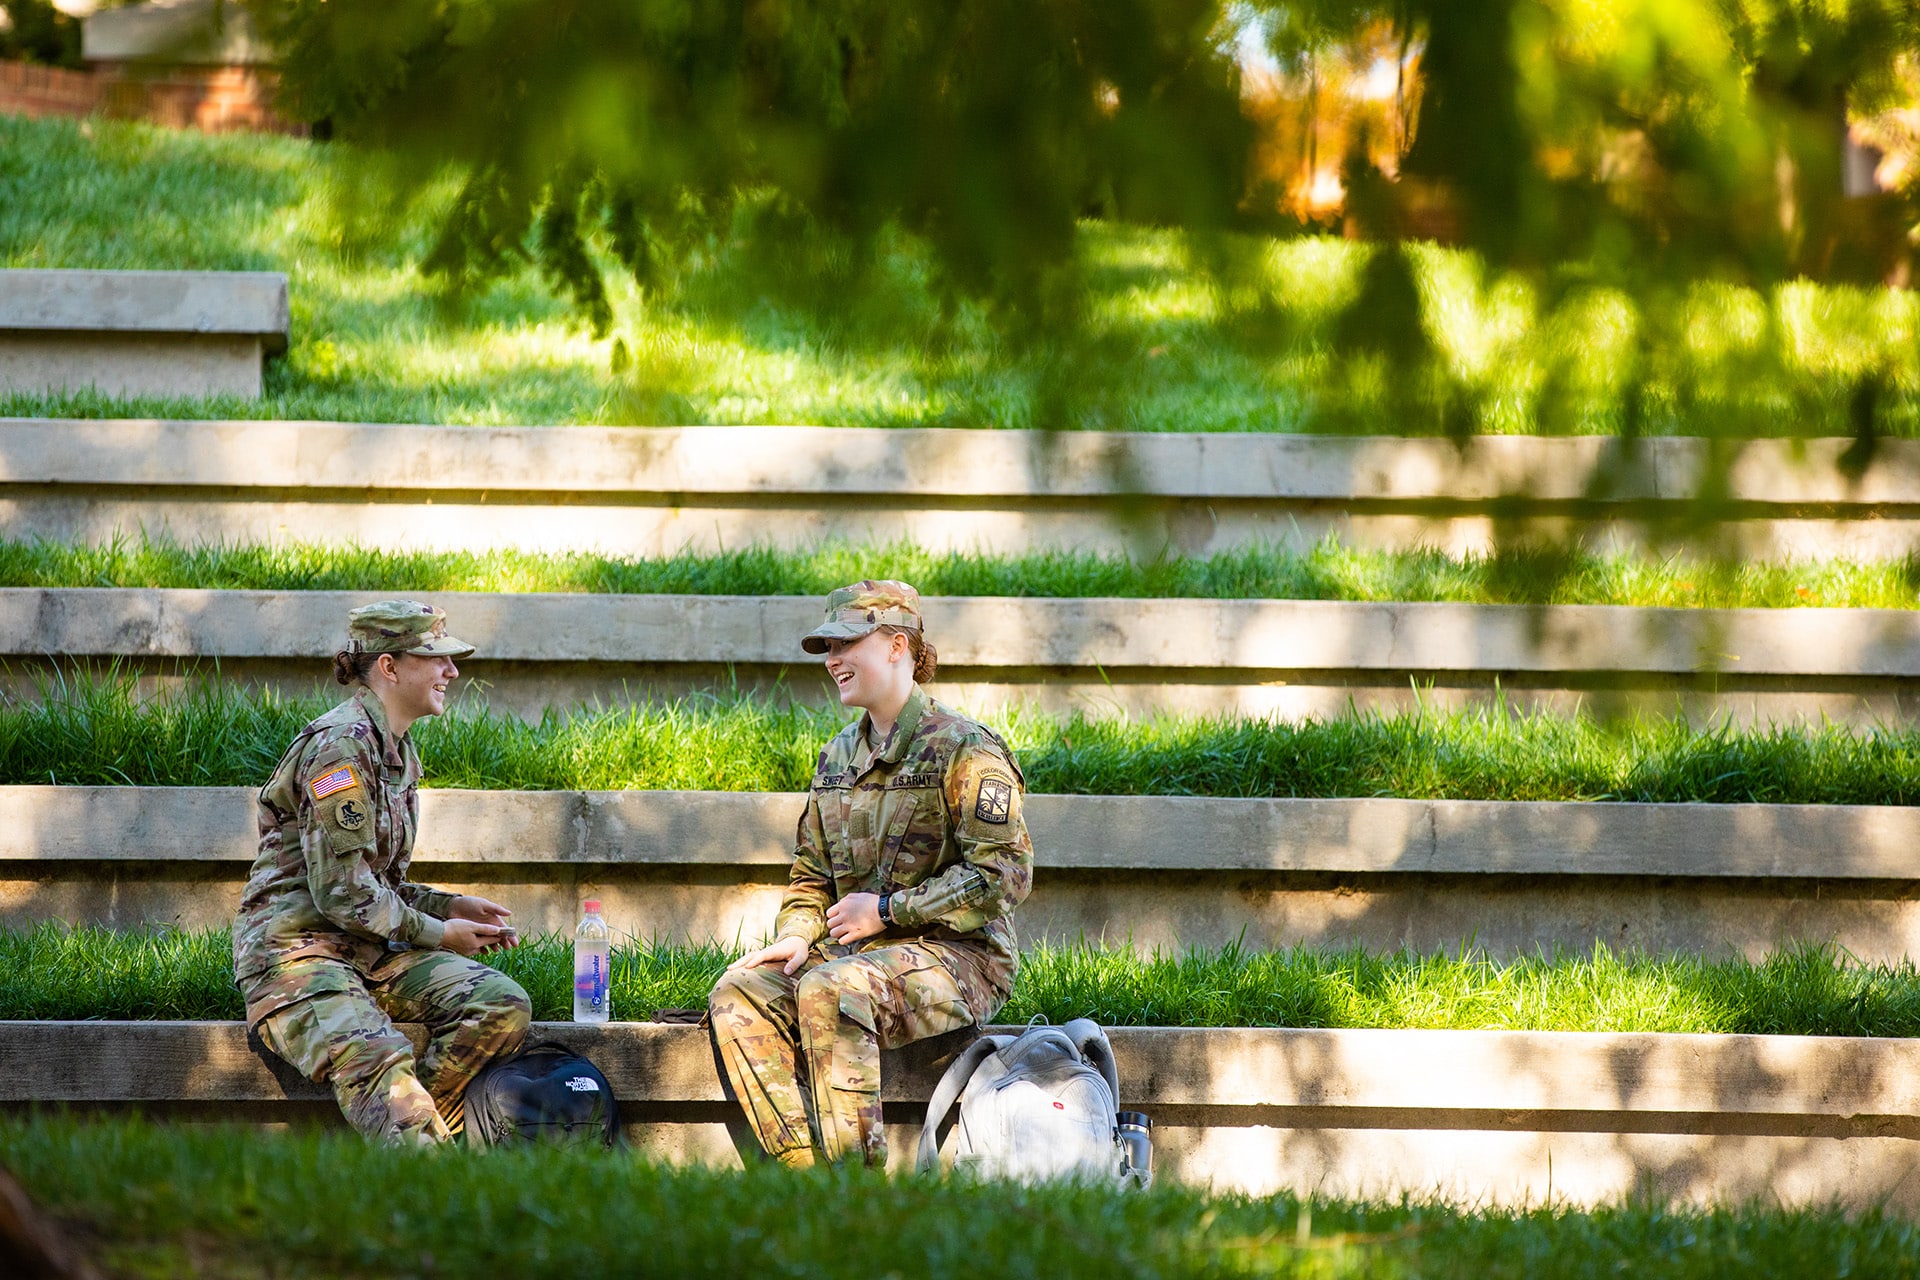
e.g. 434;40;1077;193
11;586;1920;723
0;274;288;400
9;786;1920;958
5;1019;1915;1207
9;419;1920;558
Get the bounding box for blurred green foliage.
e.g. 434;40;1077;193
247;0;1251;336
237;1;1919;445
0;0;81;67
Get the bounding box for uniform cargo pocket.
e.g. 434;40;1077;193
829;991;883;1094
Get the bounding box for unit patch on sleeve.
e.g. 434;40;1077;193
333;797;368;831
309;766;360;801
974;775;1013;825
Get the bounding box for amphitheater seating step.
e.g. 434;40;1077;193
3;1020;1912;1207
9;585;1920;722
6;784;1918;959
6;419;1918;557
0;273;288;400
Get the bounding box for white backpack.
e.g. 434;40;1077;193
915;1017;1149;1187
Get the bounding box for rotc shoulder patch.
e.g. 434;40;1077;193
974;774;1013;825
333;797;369;831
310;766;360;801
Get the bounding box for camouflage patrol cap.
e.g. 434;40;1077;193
346;600;475;659
800;580;922;654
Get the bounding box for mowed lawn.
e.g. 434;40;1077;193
2;112;1917;434
7;1115;1916;1280
11;671;1920;803
9;534;1920;608
9;924;1920;1036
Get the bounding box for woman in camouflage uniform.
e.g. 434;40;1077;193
708;580;1034;1168
233;600;531;1145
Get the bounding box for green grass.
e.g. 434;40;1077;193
10;533;1920;608
3;111;1919;435
7;1115;1915;1280
8;925;1920;1037
8;670;1920;804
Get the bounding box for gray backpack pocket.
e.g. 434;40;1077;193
916;1018;1148;1187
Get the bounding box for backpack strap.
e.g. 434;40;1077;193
914;1035;1008;1175
1061;1019;1119;1106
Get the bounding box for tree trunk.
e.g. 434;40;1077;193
0;1164;98;1280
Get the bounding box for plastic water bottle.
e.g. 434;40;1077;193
573;899;611;1023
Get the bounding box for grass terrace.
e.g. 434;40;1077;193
6;926;1920;1036
4;112;1919;435
7;672;1920;803
7;1115;1912;1279
10;535;1920;609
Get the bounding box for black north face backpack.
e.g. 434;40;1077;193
465;1042;620;1149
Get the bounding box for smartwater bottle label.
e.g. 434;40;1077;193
575;953;606;1009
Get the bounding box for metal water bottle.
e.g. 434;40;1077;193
1117;1111;1153;1185
573;899;611;1023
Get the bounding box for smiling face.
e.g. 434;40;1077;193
378;651;460;726
822;629;911;712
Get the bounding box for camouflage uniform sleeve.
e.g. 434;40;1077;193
298;740;447;950
889;737;1032;933
396;881;460;918
773;788;832;946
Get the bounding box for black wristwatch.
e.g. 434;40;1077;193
878;893;895;926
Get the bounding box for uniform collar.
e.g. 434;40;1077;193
353;687;409;769
861;684;927;766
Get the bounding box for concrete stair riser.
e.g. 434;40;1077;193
11;421;1920;557
0;275;288;400
10;587;1920;723
19;661;1920;727
6;1021;1918;1207
8;787;1920;958
14;422;1920;500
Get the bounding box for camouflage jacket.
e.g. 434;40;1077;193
232;689;455;1023
775;685;1034;988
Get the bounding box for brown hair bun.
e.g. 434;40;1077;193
333;650;382;687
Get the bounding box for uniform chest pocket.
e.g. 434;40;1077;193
879;791;938;885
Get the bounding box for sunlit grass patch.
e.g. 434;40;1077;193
3;112;1918;434
8;668;1920;803
7;533;1920;608
1011;939;1920;1036
6;1114;1916;1279
7;925;1919;1036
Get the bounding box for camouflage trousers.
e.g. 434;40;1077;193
253;950;531;1146
707;941;998;1169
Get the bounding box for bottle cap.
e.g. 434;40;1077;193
1117;1111;1151;1129
583;899;603;914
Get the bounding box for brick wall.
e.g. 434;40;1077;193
0;60;101;119
0;59;302;134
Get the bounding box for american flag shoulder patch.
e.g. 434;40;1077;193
309;766;360;800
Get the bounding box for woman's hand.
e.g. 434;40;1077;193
449;895;513;927
728;935;812;975
441;918;511;957
825;893;884;945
